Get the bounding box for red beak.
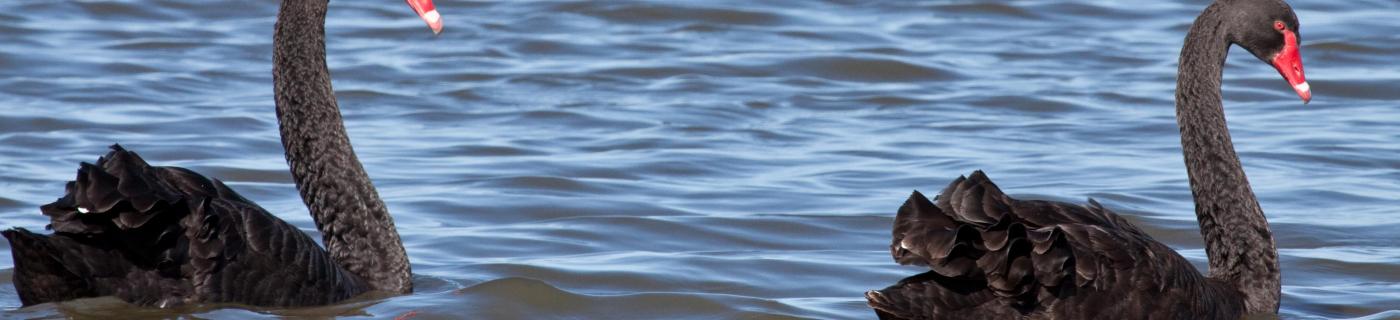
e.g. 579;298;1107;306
406;0;443;35
1271;29;1310;104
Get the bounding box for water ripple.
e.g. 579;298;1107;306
1;0;1395;318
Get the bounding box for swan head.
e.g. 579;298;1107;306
1228;0;1309;104
406;0;443;35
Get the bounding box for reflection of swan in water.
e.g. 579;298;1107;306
867;0;1311;318
3;0;444;307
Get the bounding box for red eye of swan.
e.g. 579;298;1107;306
1273;21;1286;31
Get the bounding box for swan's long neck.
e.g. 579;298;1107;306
273;0;411;293
1176;5;1279;313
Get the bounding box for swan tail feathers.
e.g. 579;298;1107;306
865;270;1026;320
2;229;101;306
866;287;919;320
3;227;191;307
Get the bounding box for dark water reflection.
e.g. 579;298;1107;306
1;0;1397;319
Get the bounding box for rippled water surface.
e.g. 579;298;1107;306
2;0;1398;319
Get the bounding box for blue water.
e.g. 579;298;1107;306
1;0;1398;319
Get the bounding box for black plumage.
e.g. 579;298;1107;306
5;147;366;307
3;0;432;307
868;172;1241;319
867;0;1309;318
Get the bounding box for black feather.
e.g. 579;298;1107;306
6;146;368;307
867;171;1243;319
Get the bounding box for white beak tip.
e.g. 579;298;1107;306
422;10;443;35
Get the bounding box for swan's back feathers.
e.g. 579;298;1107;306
870;171;1226;319
5;145;366;307
183;195;366;306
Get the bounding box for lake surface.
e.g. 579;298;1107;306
2;0;1398;319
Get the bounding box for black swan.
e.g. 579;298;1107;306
2;0;444;307
865;0;1310;318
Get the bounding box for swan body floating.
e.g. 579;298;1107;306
4;0;443;307
867;0;1310;318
